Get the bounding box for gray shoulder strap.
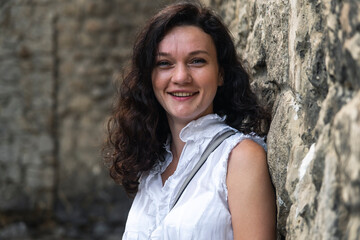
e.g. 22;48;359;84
170;129;236;210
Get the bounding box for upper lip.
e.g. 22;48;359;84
168;90;198;93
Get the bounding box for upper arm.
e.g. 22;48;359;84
227;139;276;240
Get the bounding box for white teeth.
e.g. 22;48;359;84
171;92;194;97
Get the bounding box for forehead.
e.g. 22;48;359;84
157;25;216;53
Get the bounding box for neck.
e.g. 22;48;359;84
167;118;188;160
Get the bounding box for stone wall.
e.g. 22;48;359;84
208;0;360;239
0;0;56;219
0;0;172;239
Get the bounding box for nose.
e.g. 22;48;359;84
171;63;191;84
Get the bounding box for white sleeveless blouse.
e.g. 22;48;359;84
122;114;266;240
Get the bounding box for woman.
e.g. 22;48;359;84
105;2;276;239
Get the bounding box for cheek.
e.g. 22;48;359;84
152;71;169;92
152;81;162;97
151;74;165;104
200;73;220;92
151;72;160;92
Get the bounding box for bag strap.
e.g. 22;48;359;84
170;129;236;210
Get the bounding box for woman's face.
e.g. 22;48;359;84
151;25;222;126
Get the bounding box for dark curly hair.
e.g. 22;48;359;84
104;1;270;196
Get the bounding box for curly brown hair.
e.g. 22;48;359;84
104;1;270;196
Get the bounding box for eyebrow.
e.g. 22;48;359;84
156;50;210;57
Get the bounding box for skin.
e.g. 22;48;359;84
227;140;276;239
152;25;222;181
151;25;276;239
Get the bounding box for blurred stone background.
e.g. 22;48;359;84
0;0;173;239
0;0;359;239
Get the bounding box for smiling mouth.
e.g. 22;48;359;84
169;92;197;97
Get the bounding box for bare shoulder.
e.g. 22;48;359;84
228;138;267;172
227;139;276;239
227;138;271;196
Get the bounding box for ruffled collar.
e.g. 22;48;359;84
152;114;228;174
179;114;227;142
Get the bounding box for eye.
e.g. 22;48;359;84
156;60;171;67
190;58;206;65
